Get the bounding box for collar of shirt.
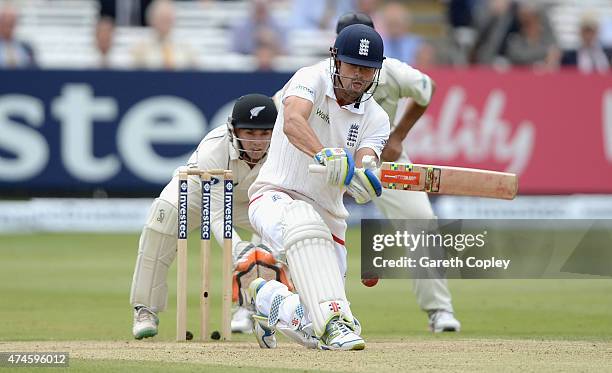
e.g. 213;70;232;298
322;61;366;115
227;136;240;161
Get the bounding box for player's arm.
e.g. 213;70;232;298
392;80;435;140
382;60;436;162
283;96;323;157
355;147;377;167
284;95;354;186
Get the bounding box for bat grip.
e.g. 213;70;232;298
308;164;326;174
361;155;377;170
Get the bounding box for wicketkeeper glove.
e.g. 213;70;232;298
313;148;355;186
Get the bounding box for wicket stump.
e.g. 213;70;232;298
176;167;233;342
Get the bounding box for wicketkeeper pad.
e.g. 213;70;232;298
282;200;354;337
130;198;178;312
233;242;292;306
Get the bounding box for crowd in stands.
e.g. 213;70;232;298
447;0;611;73
0;0;610;73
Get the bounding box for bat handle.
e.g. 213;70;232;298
308;157;378;174
361;155;377;170
308;164;326;174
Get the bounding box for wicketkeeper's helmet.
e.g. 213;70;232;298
229;93;277;130
227;93;277;165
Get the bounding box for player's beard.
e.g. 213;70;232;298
334;76;369;103
330;65;380;105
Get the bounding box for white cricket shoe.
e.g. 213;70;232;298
252;314;277;348
428;310;461;333
277;322;319;349
318;317;365;351
248;278;277;349
132;306;159;340
231;306;254;334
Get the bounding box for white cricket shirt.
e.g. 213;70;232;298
373;57;433;126
185;125;263;243
249;61;390;218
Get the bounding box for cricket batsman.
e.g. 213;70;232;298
129;93;289;339
336;12;461;333
246;24;389;350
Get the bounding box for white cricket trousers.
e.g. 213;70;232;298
248;190;348;277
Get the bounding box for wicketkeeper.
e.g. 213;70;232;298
129;93;290;339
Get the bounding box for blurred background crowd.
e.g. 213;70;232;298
0;0;610;73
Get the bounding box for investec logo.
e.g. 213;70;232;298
178;180;188;239
223;180;233;239
201;181;211;240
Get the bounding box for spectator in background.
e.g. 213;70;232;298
469;0;519;65
254;27;281;71
131;0;197;70
379;1;423;66
98;0;153;27
414;42;437;69
448;0;476;30
561;14;611;74
505;3;559;70
94;16;117;68
446;0;479;65
290;0;353;31
231;0;285;55
354;0;381;18
0;4;36;68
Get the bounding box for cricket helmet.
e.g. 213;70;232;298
336;12;374;35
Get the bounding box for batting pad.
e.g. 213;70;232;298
282;200;353;337
130;198;178;312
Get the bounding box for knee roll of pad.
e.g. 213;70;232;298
145;198;178;235
282;200;333;249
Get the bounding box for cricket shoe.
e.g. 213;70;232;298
132;305;159;340
428;310;461;333
252;314;277;348
277;320;319;349
318;317;365;351
231;306;254;334
248;278;277;348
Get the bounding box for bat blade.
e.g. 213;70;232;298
379;162;518;200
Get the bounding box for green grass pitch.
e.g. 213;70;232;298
1;231;611;371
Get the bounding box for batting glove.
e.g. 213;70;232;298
347;167;382;204
313;148;355;186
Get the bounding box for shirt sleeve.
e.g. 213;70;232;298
188;131;228;171
282;66;322;104
357;108;390;159
386;58;433;106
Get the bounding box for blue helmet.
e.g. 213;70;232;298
332;24;384;69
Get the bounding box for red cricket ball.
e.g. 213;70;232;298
361;273;379;287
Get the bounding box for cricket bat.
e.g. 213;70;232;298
309;161;518;200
